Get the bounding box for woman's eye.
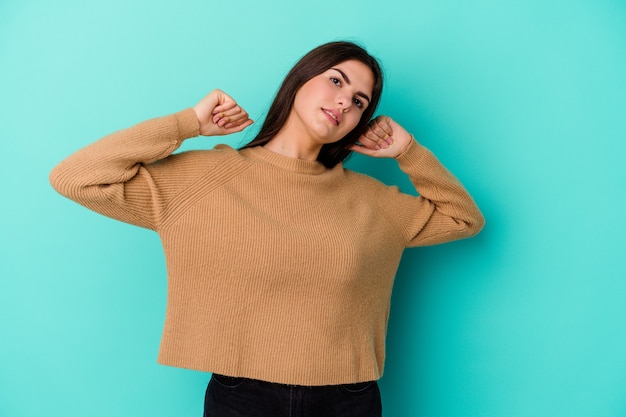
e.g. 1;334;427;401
353;98;363;108
330;77;341;86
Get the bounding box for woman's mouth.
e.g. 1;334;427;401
322;108;340;126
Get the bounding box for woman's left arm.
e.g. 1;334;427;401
351;116;485;246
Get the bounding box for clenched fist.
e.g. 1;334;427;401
193;89;254;137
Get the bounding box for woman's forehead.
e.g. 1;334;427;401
327;60;374;93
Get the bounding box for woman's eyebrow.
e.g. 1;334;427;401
330;68;371;103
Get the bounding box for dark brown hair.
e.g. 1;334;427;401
241;41;384;168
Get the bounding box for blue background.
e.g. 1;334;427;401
1;0;625;416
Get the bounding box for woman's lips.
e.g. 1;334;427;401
322;108;340;125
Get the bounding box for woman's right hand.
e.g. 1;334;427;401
193;89;254;136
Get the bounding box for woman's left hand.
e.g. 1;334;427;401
349;116;414;158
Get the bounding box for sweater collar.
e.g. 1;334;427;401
243;145;330;175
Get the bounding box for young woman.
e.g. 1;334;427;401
50;41;484;417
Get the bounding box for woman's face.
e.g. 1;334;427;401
290;59;375;146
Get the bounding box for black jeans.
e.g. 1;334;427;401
204;374;382;417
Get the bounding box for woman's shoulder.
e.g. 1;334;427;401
342;167;389;189
158;143;244;164
147;144;252;180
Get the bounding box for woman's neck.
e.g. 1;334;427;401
262;116;322;161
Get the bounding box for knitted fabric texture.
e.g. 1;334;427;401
50;109;484;385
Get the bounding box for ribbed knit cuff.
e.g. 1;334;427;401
394;135;429;172
174;108;201;142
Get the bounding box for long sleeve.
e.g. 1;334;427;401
49;109;200;230
47;118;484;384
381;138;485;247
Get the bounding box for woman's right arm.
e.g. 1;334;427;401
49;90;252;230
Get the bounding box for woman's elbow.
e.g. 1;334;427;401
49;165;68;196
49;163;83;199
466;210;486;237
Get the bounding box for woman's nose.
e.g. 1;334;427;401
336;94;351;111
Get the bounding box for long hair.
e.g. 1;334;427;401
241;41;384;168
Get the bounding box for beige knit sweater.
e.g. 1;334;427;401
50;108;484;386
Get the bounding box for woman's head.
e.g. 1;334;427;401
242;41;384;168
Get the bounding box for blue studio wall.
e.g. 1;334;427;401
1;0;625;416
